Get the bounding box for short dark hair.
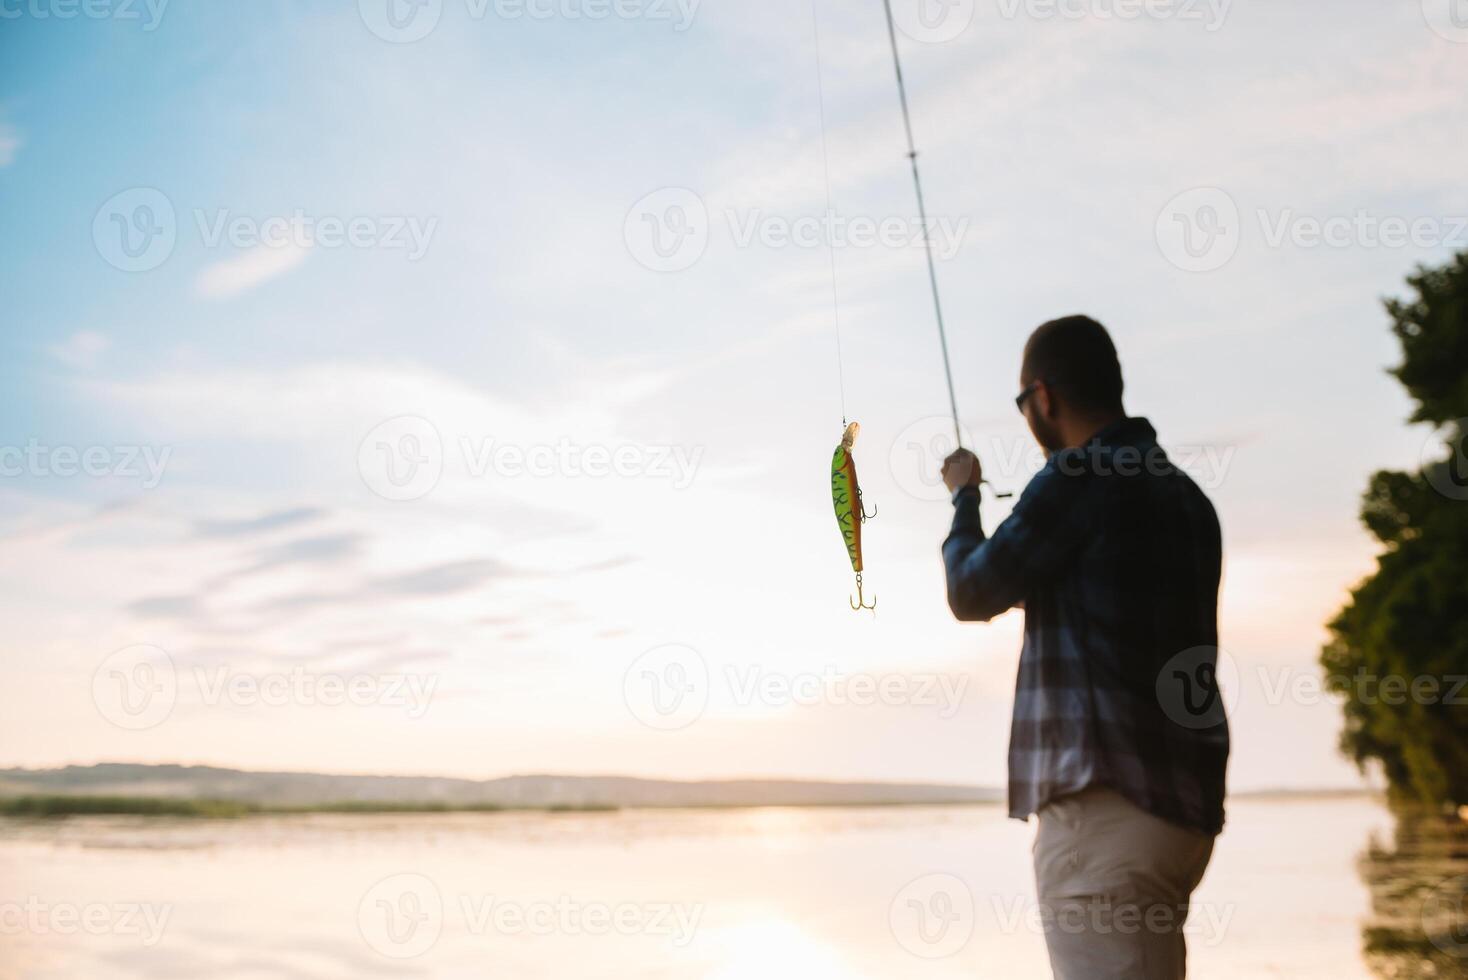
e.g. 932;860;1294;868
1021;315;1124;414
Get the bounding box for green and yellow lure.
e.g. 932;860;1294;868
831;422;876;611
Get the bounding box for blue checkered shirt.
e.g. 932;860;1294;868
943;418;1229;835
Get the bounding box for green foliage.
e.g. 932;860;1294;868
1386;251;1468;425
0;796;253;818
1322;252;1468;810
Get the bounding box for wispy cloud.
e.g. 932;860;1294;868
48;330;109;370
193;508;326;538
128;593;202;619
195;241;310;298
0;120;20;167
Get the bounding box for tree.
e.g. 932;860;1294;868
1321;251;1468;809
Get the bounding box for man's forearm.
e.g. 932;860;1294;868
942;486;991;621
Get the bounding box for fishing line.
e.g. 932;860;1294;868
810;0;847;426
879;0;963;448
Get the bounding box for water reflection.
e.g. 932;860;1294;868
0;797;1423;978
1359;808;1468;978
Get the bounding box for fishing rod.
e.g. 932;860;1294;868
878;0;963;451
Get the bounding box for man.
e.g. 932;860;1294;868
940;315;1229;980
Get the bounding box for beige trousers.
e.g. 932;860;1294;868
1032;786;1216;980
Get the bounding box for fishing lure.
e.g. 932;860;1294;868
831;422;876;611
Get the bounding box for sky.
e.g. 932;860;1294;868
1;0;1465;792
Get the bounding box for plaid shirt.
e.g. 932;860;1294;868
943;417;1229;835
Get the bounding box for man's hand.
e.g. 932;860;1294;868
941;448;983;494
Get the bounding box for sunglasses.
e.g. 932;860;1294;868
1015;380;1044;413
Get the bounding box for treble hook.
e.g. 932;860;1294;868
858;489;878;522
849;572;877;613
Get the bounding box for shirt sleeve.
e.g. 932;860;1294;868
941;458;1091;622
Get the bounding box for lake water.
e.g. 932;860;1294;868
0;795;1397;978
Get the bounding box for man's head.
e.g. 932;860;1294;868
1017;315;1125;452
